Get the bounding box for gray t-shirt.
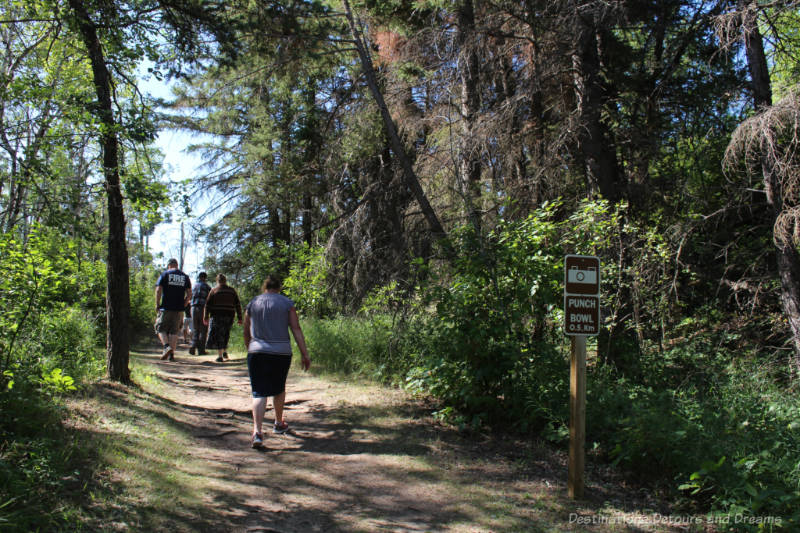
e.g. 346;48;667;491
246;293;295;355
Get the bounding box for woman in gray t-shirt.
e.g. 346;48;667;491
243;275;311;448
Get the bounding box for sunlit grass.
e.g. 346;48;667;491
12;346;706;532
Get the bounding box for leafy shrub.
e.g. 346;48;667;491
0;230;68;389
129;266;160;335
302;315;393;378
678;360;800;528
0;229;104;530
399;205;566;428
33;306;103;385
283;244;334;317
588;330;800;528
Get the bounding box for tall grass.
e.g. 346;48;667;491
302;311;800;528
301;315;395;380
0;306;105;531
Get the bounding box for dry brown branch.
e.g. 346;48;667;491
724;87;800;245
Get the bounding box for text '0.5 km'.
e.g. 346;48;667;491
563;255;600;336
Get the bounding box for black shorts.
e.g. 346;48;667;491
247;352;292;398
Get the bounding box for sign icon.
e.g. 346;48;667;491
564;255;600;295
567;266;597;284
564;255;600;336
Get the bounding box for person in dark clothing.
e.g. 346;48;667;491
154;258;191;361
189;272;211;355
203;273;242;362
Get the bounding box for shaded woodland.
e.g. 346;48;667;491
2;0;800;528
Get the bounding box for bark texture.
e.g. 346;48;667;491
68;0;131;384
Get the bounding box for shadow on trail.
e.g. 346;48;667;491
71;347;683;532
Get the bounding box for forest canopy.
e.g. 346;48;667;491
2;0;800;527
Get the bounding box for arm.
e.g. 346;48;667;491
235;291;243;324
204;290;214;324
155;285;162;312
243;311;251;349
184;287;192;309
288;307;311;371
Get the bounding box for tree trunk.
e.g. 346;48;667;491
68;0;131;384
740;1;800;373
457;0;482;231
498;38;534;218
180;220;186;269
341;0;448;245
302;194;314;247
572;14;623;203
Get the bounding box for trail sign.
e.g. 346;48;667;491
565;255;600;295
564;255;600;499
565;295;599;335
563;254;601;499
564;255;600;337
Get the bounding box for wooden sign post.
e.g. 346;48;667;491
568;335;587;498
564;255;600;500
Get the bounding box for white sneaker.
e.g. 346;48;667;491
160;345;173;360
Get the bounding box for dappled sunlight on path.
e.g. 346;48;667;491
69;345;690;532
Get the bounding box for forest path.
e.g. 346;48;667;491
76;345;688;532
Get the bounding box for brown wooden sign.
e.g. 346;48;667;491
564;295;600;336
564;255;600;337
564;255;600;295
562;255;600;499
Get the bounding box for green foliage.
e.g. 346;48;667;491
396;199;678;429
0;229;105;386
303;315;393;378
34;306;103;383
129;266;160;336
587;323;800;527
40;368;77;394
283;245;334;317
678;364;800;527
0;229;105;531
399;204;567;429
0;230;65;387
0;382;93;532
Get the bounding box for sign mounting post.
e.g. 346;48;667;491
564;255;600;499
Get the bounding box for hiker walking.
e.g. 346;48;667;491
243;274;311;448
154;258;192;361
203;273;242;362
189;271;211;355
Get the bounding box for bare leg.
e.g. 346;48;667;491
252;397;267;435
273;391;286;424
168;334;179;352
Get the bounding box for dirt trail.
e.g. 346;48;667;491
90;346;689;533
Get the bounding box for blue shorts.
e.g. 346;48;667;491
247;352;292;398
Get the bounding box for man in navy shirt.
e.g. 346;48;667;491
155;258;192;360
